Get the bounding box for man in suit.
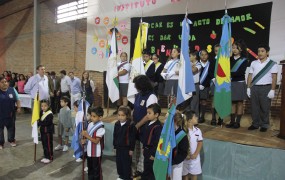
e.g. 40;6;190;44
48;71;61;114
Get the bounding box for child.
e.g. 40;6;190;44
199;50;212;123
247;44;278;132
188;51;201;117
113;106;136;180
152;54;164;96
161;48;180;98
113;52;131;115
55;96;72;152
171;112;190;180
226;40;248;129
182;110;203;180
141;103;162;180
38;100;54;164
71;100;84;162
81;107;105;180
143;50;156;83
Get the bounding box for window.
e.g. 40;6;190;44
56;0;88;24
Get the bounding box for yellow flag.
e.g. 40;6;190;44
31;93;40;126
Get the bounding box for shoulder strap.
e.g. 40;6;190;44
200;62;209;84
147;125;160;145
251;60;276;86
41;110;53;121
231;58;246;72
144;60;154;72
175;130;187;144
117;61;128;71
166;60;179;73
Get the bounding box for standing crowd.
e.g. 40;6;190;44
0;40;278;179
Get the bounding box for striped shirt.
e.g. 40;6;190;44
87;122;105;157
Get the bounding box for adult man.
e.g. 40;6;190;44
60;70;71;107
48;71;61;114
0;76;21;149
24;65;49;101
68;72;81;110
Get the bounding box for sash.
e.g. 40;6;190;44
88;121;104;137
251;60;276;86
231;58;246;72
155;62;162;72
117;61;128;71
144;60;154;72
166;59;179;73
175;130;187;144
41;110;52;121
200;62;209;84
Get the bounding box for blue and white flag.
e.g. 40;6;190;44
176;18;195;105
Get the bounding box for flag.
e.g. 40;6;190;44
153;104;177;179
71;99;90;158
127;22;148;103
214;14;232;118
31;93;40;144
176;18;195;105
106;29;120;103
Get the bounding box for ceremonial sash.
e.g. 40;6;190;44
200;62;209;84
41;110;52;121
155;62;162;72
144;60;154;72
251;60;276;86
166;59;179;73
88;121;104;137
175;130;186;144
231;58;246;72
117;61;128;71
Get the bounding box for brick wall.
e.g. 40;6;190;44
0;0;282;117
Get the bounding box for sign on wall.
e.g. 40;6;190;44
130;2;272;63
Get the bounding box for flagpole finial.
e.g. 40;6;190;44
225;0;228;14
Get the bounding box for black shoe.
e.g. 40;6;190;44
260;127;268;132
198;117;205;123
233;122;240;129
133;171;142;178
210;119;217;125
248;125;259;130
217;118;223;125
225;122;234;128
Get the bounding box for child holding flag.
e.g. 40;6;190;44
171;112;189;180
141;103;162;180
113;106;136;180
182;110;203;180
226;40;248;129
161;48;181;100
81;107;105;180
38;100;54;164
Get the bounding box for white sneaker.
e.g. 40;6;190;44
43;159;51;164
84;167;88;172
72;155;75;158
116;178;123;180
76;158;83;162
0;145;3;150
41;158;48;163
10;142;17;147
62;145;68;152
54;144;63;151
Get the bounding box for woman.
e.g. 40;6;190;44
17;74;26;94
81;71;95;106
132;75;158;178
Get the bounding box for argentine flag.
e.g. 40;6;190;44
176;18;195;105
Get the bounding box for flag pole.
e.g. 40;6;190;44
107;33;110;117
225;0;228;14
82;86;86;180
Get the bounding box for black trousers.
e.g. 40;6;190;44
87;156;102;180
116;148;132;180
50;91;60;114
141;158;155;180
0;116;16;146
41;131;53;160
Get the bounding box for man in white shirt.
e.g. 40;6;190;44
68;72;82;111
24;65;49;102
59;70;71;106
